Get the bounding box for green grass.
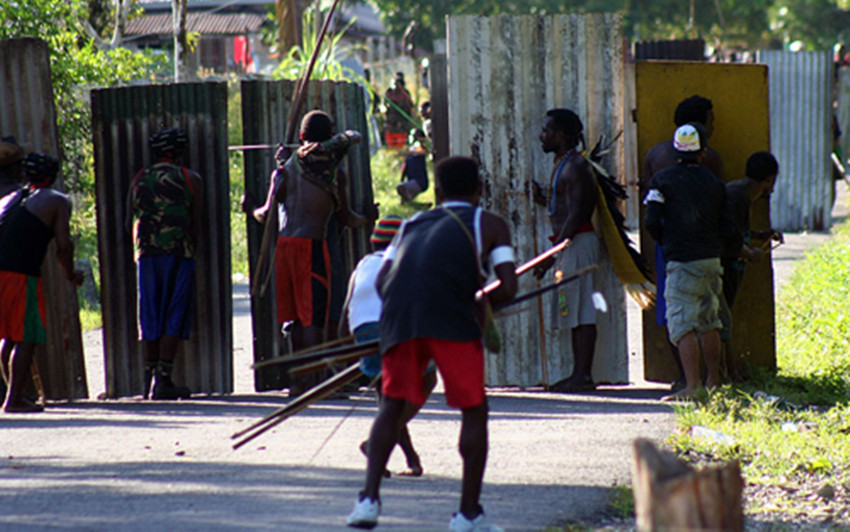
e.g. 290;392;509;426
608;483;635;519
370;147;435;219
79;299;102;331
669;205;850;516
229;150;250;277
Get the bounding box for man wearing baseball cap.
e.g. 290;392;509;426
643;123;740;401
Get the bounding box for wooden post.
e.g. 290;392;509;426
632;438;744;531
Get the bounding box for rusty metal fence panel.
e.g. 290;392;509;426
0;37;87;399
240;79;374;391
758;50;833;231
633;39;705;61
91;82;232;398
428;54;450;163
447;13;628;386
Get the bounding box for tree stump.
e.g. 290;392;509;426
632;438;744;531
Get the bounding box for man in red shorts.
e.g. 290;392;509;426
252;111;370;355
347;156;517;531
1;151;83;413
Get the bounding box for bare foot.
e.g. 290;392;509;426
550;375;595;393
660;387;701;402
397;465;423;477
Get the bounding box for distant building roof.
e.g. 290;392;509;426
137;0;271;8
126;12;267;36
133;0;384;37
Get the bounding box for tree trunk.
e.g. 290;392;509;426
276;0;302;57
110;0;132;48
632;438;744;531
172;0;189;81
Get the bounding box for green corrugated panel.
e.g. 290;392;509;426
93;82;232;398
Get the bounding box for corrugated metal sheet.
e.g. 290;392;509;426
633;39;705;61
634;61;773;382
126;12;266;36
91;82;232;398
836;67;850;171
447;14;628;386
427;54;450;162
0;37;87;400
241;79;374;391
758;50;833;231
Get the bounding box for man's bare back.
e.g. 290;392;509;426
21;188;80;283
254;129;364;241
274;164;337;240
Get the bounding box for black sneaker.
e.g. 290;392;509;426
151;379;191;400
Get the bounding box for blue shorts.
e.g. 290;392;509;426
355;322;383;378
138;255;195;341
655;243;667;326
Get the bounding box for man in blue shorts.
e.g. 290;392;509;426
126;128;203;400
644;123;739;401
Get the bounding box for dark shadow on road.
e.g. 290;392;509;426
0;459;614;531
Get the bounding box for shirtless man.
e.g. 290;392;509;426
347;156;517;530
719;151;782;381
532;108;600;393
253;110;370;355
641;95;724;391
1;152;83;413
0;138;24;401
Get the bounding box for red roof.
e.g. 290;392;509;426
126;12;266;36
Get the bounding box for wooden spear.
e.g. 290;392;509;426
251;0;345;297
232;362;363;449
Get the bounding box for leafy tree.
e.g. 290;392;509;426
771;0;850;49
0;0;160;193
273;4;364;82
365;0;849;52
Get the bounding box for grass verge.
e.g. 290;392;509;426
669;212;850;523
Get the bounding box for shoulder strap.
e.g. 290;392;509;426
0;188;30;228
442;206;487;278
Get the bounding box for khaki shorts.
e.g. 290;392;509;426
664;258;723;345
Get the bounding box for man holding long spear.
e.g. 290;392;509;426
532;109;600;393
347;156;517;530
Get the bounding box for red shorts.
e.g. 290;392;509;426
274;236;330;327
382;337;484;409
384;132;407;149
0;271;47;344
